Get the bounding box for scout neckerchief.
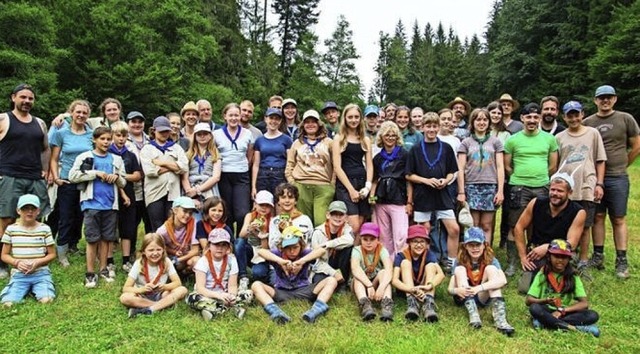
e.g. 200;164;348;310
108;143;128;156
547;272;565;294
324;221;344;258
206;251;228;289
150;139;175;153
142;258;165;288
402;248;427;285
303;136;320;153
193;151;210;174
420;139;442;169
164;217;195;255
202;220;227;236
363;243;383;277
466;261;486;286
471;133;489;164
223;125;242;150
380;146;401;172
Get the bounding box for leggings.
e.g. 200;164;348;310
529;303;599;329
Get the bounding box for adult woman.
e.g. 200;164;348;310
411;107;424;131
167;112;191;151
383;103;397;121
213;103;254;236
285;110;333;227
252;108;292;197
180;101;199;143
88;98;123;129
395;106;423;152
457;108;505;244
487;101;511;145
282;98;300;140
49;100;94;266
182;123;221;209
333;104;373;236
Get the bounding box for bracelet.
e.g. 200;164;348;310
596;183;604;188
458;192;465;195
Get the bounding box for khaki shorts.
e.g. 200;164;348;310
0;175;50;219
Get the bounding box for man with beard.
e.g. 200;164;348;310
447;97;471;141
196;99;217;131
503;103;558;277
539;96;565;136
499;94;524;134
240;100;263;141
514;173;585;292
0;84;51;278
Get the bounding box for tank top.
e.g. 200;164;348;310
530;197;582;246
341;142;366;178
0;112;44;179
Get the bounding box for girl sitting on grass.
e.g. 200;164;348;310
526;239;600;337
448;227;514;336
120;233;188;318
251;226;337;324
195;197;233;251
156;197;201;275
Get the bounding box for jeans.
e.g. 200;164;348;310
0;268;55;303
529;303;599;329
219;172;251;237
147;196;171;232
256;167;286;196
57;183;83;247
234;237;253;278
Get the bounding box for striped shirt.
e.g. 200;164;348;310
1;223;54;262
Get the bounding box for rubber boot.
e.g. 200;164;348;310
263;303;291;324
302;300;329;323
405;295;420;321
57;244;70;268
505;241;518;277
380;297;394;322
359;297;376;321
422;295;438;323
491;297;515;336
464;297;482;329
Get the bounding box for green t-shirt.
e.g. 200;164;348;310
351;245;389;280
527;270;586;309
504;130;558;187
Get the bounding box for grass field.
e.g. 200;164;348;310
2;164;639;354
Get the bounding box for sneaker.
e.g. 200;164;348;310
122;262;133;272
532;319;542;329
0;266;8;280
239;277;250;292
128;307;152;319
85;273;98;288
235;307;246;319
107;264;117;278
201;309;214;321
99;268;115;283
588;252;605;270
615;257;630;279
576;324;600;337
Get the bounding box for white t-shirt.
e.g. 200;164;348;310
213;127;254;173
128;257;177;287
193;254;239;292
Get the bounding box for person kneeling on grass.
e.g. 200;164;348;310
156;197;201;277
526;239;600;337
186;228;253;320
1;195;56;307
351;222;394;322
251;226;337;324
392;224;444;322
120;233;188;318
448;227;514;336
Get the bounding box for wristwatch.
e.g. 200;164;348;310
557;306;566;316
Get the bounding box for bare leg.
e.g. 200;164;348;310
86;242;98;273
610;216;627;251
98;240;109;271
313;277;338;303
479;212;495;246
442;219;460;258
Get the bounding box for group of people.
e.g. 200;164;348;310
1;83;637;338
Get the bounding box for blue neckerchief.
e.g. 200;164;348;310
193;151;210;174
149;139;175;153
223;124;242;150
420;138;443;170
303;136;320;153
108;143;128;156
380;146;401;172
128;133;148;151
287;125;298;138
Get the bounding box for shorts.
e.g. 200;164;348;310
117;202;138;240
84;209;118;243
508;185;549;227
0;175;50;219
335;176;371;217
0;268;55;303
138;291;163;302
597;175;629;217
465;184;497;211
273;282;318;303
579;201;597;228
453;293;490;307
414;210;455;223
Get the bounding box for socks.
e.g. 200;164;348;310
107;257;114;265
122;256;130;264
593;246;604;254
616;250;627;258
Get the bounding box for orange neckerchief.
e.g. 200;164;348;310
165;217;195;255
402;248;427;285
251;211;272;233
466;262;486;286
547;272;565;294
323;221;344;258
142;258;166;286
363;243;383;277
206;251;228;289
202;220;227;236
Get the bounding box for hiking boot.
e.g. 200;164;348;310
491;298;515;336
0;266;8;280
235;307;246;320
302;300;329;323
588;252;605;270
201;309;214;321
576;261;593;282
264;303;290;325
128;307;152;318
358;297;376;321
107;263;117;278
615;256;630;279
380;297;394;322
421;295;439;323
239;277;250;292
505;241;518;277
85;273;98;288
576;324;600;337
464;298;482;329
100;268;115;283
405;295;420;321
122;261;133;272
57;244;70;268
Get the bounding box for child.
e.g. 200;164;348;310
69;126;126;288
392;224;443;322
155;197;201;275
268;183;313;250
310;201;354;287
119;233;188;318
351;222;393;322
1;195;56;306
251;226;337;324
196;197;234;251
186;228;253;320
237;190;275;288
109;121;142;273
526;239;600;337
448;227;515;336
182;122;221;208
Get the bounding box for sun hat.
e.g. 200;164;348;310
406;224;430;241
180;101;199;116
498;93;520;111
447;96;471;113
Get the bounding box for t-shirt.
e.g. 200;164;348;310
195;221;234;243
193;254;239;292
583;111;640;176
505;120;524;135
351;245;390;280
109;147;140;201
556;127;607;202
50;127;93;179
81;153;116;211
373;148;408;205
1;223;54;271
527;270;586;310
271;248;312;290
402;130;424;152
254;134;292;168
458;136;504;185
393;250;438;276
127;257;177;287
156;222;198;256
504;130;558;187
490;130;511;145
213;126;254;173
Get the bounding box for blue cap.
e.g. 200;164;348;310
364;105;379;117
153;116;172;132
463;227;485;244
562;101;583;114
265;107;283;118
172;196;196;210
595;85;616;97
321;101;339;113
17;194;40;209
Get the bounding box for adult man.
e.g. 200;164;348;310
255;95;284;133
0;84;50;278
539;96;565;136
321;101;340;138
240;100;263;141
514;173;585;293
583;85;640;278
447;96;471;140
499;93;524;134
503;102;558;276
196;99;216;130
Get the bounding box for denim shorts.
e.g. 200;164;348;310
0;268;55;303
597;175;629;217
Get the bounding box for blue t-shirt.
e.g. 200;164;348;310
394;251;438;276
254;134;293;168
51;127;93;179
81;153;115;211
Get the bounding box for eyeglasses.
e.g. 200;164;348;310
410;240;428;245
383;134;398;139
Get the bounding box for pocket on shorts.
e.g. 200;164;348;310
509;186;522;209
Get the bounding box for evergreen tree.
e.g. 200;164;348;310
385;20;409;105
372;31;391;104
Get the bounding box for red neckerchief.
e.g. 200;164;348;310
142;258;165;285
206;250;228;289
466;262;486;286
324;221;344;258
547;272;565;293
402;248;427;284
363;243;382;277
165;218;195;255
202;220;227;236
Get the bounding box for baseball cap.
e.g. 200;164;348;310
321;101;339;113
359;222;380;238
172;196;197;210
548;239;572;257
255;190;274;207
282;98;297;107
562;101;583;114
281;226;304;247
364;105;379;117
463;227;485;244
153;116;172;132
550;172;575;190
594;85;616;98
126;111;145;121
265;107;283;118
302;109;320;121
208;228;231;244
520;102;541;115
17;194;40;209
193;122;212;134
327;201;347;214
180;101;199;116
407;224;430;241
